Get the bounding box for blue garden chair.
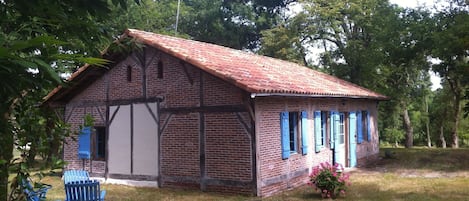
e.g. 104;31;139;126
21;178;52;201
63;169;90;184
64;180;106;201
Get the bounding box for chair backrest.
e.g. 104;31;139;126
21;179;37;201
21;178;51;201
65;180;102;201
64;170;90;184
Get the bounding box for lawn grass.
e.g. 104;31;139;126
31;147;469;200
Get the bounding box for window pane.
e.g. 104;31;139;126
362;111;368;141
339;113;345;144
95;127;106;159
321;111;326;146
289;112;298;152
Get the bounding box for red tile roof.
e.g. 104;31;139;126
44;29;387;103
125;29;387;100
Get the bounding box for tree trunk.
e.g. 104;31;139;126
27;141;37;166
402;107;413;148
440;125;447;148
426;124;431;148
445;76;462;148
0;112;14;201
450;95;461;148
47;138;61;165
425;98;431;148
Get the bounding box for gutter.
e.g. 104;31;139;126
250;93;389;101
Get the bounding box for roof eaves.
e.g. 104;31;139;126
250;92;389;100
42;64;92;104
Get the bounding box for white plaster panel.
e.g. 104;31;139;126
108;105;131;174
132;103;159;176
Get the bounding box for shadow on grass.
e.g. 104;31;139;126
366;148;469;173
344;180;469;201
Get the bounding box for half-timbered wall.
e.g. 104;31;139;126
63;47;256;194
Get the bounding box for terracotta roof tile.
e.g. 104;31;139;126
126;29;387;100
44;29;388;103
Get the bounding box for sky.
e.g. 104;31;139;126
389;0;443;90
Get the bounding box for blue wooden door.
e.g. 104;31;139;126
349;112;357;167
332;112;346;166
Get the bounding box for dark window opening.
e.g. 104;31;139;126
362;111;368;141
320;111;327;147
127;65;132;82
289;112;299;152
157;61;163;79
93;126;106;160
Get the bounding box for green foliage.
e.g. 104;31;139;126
430;0;469;147
106;0;187;36
182;0;292;50
259;23;307;65
104;0;293;50
82;114;95;129
292;0;436;147
383;127;405;146
298;0;390;86
0;0;133;199
8;89;70;201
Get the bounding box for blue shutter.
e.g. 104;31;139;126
301;111;308;155
367;111;372;141
349;112;357;167
280;112;290;159
314;111;322;153
78;126;91;159
357;111;363;144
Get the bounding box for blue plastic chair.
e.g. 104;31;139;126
64;180;106;201
21;178;52;201
63;170;90;184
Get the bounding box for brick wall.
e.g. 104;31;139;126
160;113;200;178
205;113;252;181
146;48;200;108
63;47;254;193
203;73;244;106
254;97;379;197
64;105;106;172
108;56;143;100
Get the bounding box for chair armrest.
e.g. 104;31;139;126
100;190;106;200
38;183;52;196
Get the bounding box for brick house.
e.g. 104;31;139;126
44;29;387;197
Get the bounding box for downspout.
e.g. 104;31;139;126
249;94;257;196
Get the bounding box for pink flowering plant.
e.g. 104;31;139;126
308;162;350;198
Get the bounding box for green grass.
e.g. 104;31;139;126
29;147;469;200
377;147;469;172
